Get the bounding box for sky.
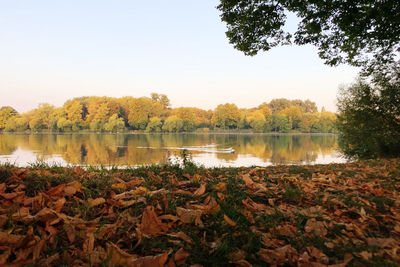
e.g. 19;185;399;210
0;0;359;113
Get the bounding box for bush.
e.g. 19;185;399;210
336;66;400;159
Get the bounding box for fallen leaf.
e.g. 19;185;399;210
193;183;206;196
167;232;193;244
131;252;169;267
176;207;203;227
88;197;106;207
242;197;268;211
304;218;327;237
224;214;236;226
140;206;169;236
112;183;127;190
106;242;137;266
173;248;189;265
214;182;227;191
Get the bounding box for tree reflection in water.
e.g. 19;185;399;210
0;133;341;166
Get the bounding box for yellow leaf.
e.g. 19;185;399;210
112;183;127;190
88;197;106;207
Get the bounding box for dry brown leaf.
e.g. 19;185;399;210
159;214;179;222
358;251;372;260
0;191;25;201
242;197;268;211
106;242;138;266
191;197;220;215
63;181;82;196
140;206;169;236
173;248;189;265
304;218;327;237
228;248;246;262
83;232;95;254
167;232;193;244
0;249;11;264
193;183;206;196
64;224;76;243
241;174;267;191
176;207;203;227
276;224;296;237
0;231;24;245
259;245;298;265
214;182;227;191
32;239;46;261
73;166;86;176
0;183;6;194
366;237;395;248
131;252;169;267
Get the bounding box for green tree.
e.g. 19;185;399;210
271;114;290;133
336;68;400;159
104;114;126;132
217;0;399;70
56;117;73;132
28;103;55;131
280;106;302;130
317;111;336;133
299;113;319;133
5;116;29;132
145;117;162;132
268;99;292;113
162;115;184;132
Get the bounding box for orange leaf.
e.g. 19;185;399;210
52;197;66;212
223;214;236;226
174;248;189;265
112;183;127;190
88;197;106;207
193;183;207;196
214;182;227;191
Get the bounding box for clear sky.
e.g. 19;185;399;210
0;0;359;113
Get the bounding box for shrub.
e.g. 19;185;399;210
336;66;400;159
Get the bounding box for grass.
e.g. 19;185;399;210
0;158;399;266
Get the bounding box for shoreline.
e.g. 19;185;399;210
0;131;338;135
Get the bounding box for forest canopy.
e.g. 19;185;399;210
0;94;336;133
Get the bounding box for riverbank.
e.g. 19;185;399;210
1;130;337;135
0;159;399;266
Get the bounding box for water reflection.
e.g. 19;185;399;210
0;133;345;167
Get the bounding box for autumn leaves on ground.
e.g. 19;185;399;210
0;159;399;266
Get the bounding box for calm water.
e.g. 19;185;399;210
0;133;346;167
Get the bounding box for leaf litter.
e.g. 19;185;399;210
0;159;399;266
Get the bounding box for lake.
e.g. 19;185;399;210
0;133;346;167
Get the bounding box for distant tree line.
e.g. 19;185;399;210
0;93;336;133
